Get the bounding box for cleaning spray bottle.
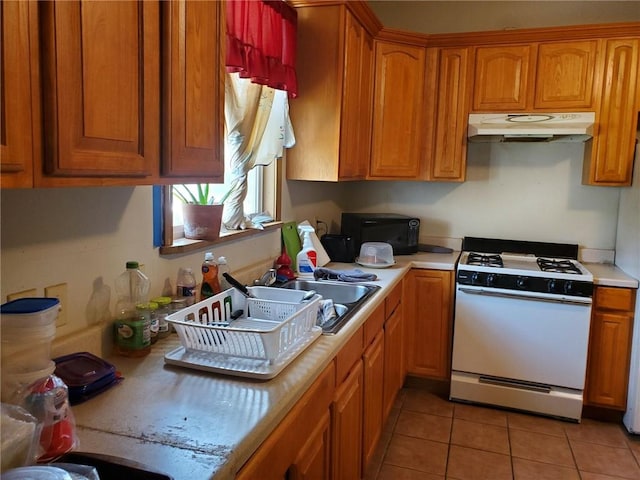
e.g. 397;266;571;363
296;225;317;278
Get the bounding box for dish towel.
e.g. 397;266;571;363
313;267;377;282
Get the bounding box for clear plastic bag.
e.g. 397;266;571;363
1;403;42;470
19;374;79;462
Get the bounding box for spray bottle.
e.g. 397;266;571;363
296;225;317;278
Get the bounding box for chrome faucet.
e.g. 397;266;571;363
254;268;277;286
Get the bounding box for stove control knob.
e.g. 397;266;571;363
516;277;527;289
471;272;481;284
547;279;556;293
564;281;574;294
486;274;496;286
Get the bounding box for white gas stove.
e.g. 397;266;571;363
451;237;594;421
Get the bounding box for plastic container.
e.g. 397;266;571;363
218;256;232;291
151;296;173;339
201;252;221;299
113;261;151;357
296;226;317;278
356;242;395;266
1;361;56;404
176;267;197;306
54;352;120;405
1;298;60;392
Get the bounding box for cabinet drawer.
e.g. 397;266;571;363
335;326;364;384
385;281;402;318
595;287;636;312
364;303;385;347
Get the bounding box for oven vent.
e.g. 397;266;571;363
468;112;595;143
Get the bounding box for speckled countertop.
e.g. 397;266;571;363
70;252;459;480
585;262;639;289
65;252;638;480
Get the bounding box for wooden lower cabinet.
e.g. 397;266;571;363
585;286;637;410
236;363;335;480
405;269;454;379
332;358;364;480
383;301;404;419
289;410;332;480
362;330;385;471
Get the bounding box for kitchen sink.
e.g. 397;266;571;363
56;452;173;479
280;279;380;334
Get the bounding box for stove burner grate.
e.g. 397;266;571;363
467;253;504;267
536;258;582;274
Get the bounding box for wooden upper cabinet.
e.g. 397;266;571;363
1;1;37;188
370;40;427;179
472;41;599;112
338;12;373;180
39;1;160;178
287;4;378;182
429;47;472;181
473;45;534;112
584;38;639;186
534;40;600;110
161;0;224;180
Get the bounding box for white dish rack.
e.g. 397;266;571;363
164;288;322;379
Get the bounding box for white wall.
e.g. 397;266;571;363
1;186;282;355
338;143;621;248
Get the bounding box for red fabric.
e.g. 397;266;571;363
226;0;298;98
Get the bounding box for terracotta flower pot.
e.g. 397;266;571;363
182;204;223;241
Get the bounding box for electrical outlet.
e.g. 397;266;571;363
7;288;38;301
45;283;68;328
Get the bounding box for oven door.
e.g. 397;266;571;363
452;285;592;390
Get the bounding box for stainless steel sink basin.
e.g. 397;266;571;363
280;279;380;334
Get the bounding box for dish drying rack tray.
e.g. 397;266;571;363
164;288;322;379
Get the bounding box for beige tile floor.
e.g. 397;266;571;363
365;387;640;480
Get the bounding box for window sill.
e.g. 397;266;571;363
159;221;283;256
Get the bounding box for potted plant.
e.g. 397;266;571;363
173;184;224;241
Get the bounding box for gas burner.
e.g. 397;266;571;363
536;258;582;275
467;253;504;267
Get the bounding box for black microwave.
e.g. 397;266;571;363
340;213;420;255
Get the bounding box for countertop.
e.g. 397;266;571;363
69;252;459;480
585;262;639;289
64;251;638;480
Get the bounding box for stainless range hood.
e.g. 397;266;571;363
468;112;595;143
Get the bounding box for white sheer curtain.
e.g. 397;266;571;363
222;72;295;230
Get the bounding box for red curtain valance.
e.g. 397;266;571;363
226;0;298;98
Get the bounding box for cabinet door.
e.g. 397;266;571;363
161;0;224;179
584;38;639;186
39;1;160;177
370;41;426;179
332;358;363;480
405;270;454;379
289;410;331;480
339;11;373;180
236;364;335;480
362;330;384;472
473;45;533;112
585;287;636;410
430;47;471;181
586;311;633;410
383;302;404;420
1;1;36;187
534;40;599;110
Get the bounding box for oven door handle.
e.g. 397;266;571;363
457;286;592;306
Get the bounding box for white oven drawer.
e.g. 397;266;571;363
452;285;592;390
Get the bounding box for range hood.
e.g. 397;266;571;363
468;112;595;143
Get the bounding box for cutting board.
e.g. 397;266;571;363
281;222;301;270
